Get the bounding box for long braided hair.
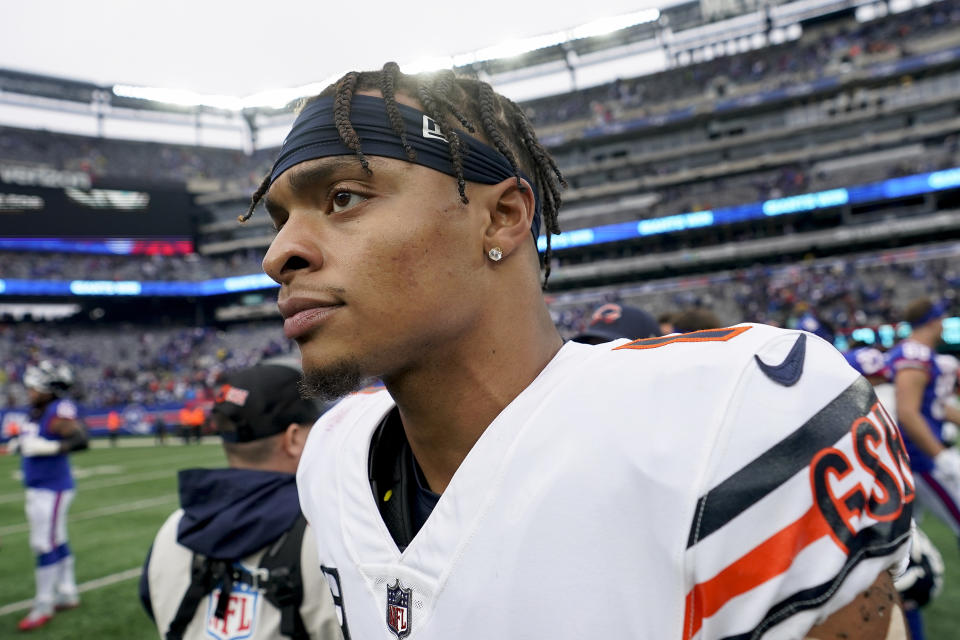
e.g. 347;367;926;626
243;62;566;286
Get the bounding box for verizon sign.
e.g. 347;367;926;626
0;164;91;189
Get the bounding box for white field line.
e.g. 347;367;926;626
0;469;180;504
0;567;142;617
0;446;220;502
0;495;176;536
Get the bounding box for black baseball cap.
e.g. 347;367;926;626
212;358;326;443
572;303;660;343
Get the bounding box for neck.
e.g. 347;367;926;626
383;301;562;494
911;328;938;347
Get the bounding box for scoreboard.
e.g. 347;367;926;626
0;163;200;237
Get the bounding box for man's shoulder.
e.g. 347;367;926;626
300;388;394;476
570;323;845;386
146;509;187;572
888;340;935;374
156;508;186;541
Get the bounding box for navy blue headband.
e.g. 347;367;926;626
270;94;541;239
916;302;946;326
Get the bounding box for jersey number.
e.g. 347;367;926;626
321;566;351;640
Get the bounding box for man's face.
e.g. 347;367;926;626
262;154;490;397
27;388;49;407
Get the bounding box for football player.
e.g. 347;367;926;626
256;63;912;639
844;340;890;386
934;353;959;446
888;300;960;531
14;361;88;631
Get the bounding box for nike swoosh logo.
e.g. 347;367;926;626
754;333;807;387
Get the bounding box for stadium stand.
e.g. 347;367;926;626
0;249;264;281
548;241;960;337
2;0;960;426
0;322;294;410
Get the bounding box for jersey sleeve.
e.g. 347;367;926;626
845;348;888;378
54;399;78;420
683;332;913;640
888;341;934;377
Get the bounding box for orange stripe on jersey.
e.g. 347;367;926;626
352;383;386;395
682;505;830;640
615;325;751;351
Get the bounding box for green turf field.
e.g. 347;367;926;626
1;441;959;638
0;440;225;638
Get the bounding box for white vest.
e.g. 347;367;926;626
148;510;343;640
298;323;912;640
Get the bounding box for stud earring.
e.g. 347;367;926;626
488;247;503;262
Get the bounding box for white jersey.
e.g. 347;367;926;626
147;510;343;640
298;323;912;640
934;354;959;417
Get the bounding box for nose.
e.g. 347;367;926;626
262;218;322;284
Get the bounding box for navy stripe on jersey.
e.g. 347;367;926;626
687;376;875;549
717;508;911;640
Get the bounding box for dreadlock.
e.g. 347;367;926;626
380;62;416;161
243;62;566;287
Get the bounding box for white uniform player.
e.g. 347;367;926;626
298;324;913;640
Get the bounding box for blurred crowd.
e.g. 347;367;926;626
0;322;294;410
551;243;960;338
2;242;957;411
0;249;264;282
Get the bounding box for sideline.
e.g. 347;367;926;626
0;567;142;617
89;437;220;449
0;445;221;503
0;495;176;537
0;469;174;504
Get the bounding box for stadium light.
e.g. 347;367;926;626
239;76;342;110
112;7;661;110
112;85;243;111
571;9;660;40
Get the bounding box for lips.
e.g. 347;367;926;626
278;297;344;340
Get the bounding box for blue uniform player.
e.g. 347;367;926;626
12;361;89;631
843;344;890;385
888;301;960;488
886;300;960;640
842;337;945;640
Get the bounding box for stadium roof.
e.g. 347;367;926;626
3;0;680;108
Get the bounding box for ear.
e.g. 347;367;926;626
480;177;537;261
282;422;310;459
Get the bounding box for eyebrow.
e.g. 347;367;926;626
263;158;369;218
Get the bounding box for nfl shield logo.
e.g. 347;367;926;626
204;581;259;640
385;579;412;639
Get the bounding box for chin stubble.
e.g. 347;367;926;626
298;360;369;402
